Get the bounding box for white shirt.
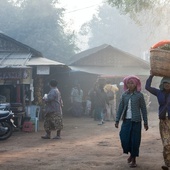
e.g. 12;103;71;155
126;99;132;119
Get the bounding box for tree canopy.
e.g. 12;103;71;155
79;3;170;59
107;0;170;28
79;4;147;57
0;0;78;62
107;0;163;14
106;0;170;45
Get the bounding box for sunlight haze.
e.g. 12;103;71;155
59;0;104;31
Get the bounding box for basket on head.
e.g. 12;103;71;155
150;49;170;77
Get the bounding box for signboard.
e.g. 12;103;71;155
37;66;50;75
0;68;32;84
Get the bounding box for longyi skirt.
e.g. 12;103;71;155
120;119;141;157
44;112;63;131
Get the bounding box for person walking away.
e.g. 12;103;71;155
115;75;149;168
94;83;109;125
84;95;91;116
145;72;170;170
88;82;98;118
41;79;63;139
70;83;83;117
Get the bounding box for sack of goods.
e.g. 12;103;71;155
150;40;170;77
104;84;119;101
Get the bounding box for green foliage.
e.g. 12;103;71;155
0;0;20;32
106;0;170;20
106;0;170;42
0;0;78;63
107;0;153;14
80;1;170;58
79;4;147;57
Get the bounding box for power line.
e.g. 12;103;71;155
64;4;101;14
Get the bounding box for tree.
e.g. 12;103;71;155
0;0;78;63
79;2;170;58
79;4;148;57
0;0;20;32
106;0;170;38
106;0;165;15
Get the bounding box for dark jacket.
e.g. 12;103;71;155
145;75;170;118
116;90;148;125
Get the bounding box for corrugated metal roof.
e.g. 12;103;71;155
26;57;66;66
0;33;43;57
0;53;32;67
0;52;69;68
0;33;69;68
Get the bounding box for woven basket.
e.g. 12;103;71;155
150;49;170;77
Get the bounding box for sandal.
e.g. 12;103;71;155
53;136;61;139
127;156;132;163
41;135;50;139
129;157;137;168
129;163;137;168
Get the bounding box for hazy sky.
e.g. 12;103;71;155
59;0;104;31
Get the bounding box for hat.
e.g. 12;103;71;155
159;77;170;90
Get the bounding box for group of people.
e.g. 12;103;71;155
88;81;118;125
40;72;170;170
69;81;118;124
115;73;170;170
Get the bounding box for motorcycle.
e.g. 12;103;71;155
0;103;16;140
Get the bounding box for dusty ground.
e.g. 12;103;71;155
0;112;165;170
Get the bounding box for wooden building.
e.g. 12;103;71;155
66;44;155;113
68;44;150;94
0;32;70;127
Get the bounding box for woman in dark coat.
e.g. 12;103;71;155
115;75;149;168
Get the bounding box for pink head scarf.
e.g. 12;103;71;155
123;75;141;92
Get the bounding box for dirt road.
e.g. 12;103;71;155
0;112;164;170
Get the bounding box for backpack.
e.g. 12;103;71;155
106;90;114;100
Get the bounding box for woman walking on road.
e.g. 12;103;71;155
115;75;149;168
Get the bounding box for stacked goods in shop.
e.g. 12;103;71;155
150;40;170;77
34;76;44;106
